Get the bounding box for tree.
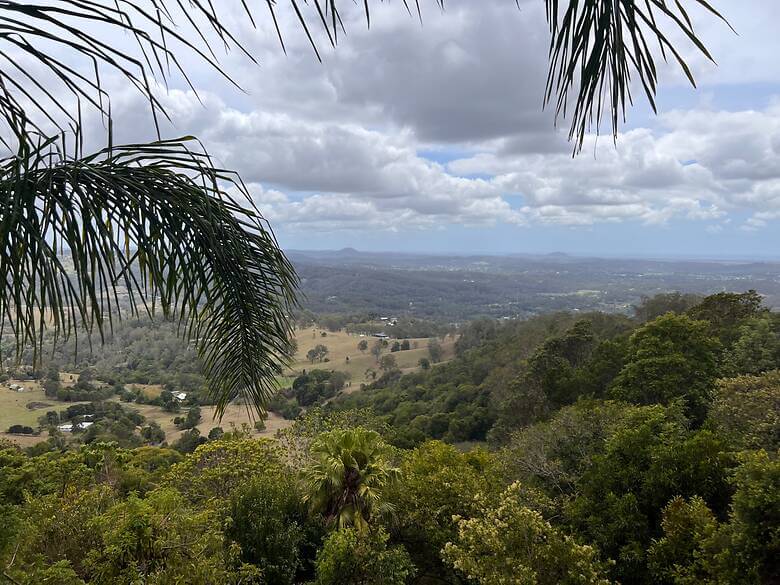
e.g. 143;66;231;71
418;358;431;371
565;404;734;584
1;1;728;416
443;482;610;585
303;428;399;532
400;339;411;351
634;293;702;322
647;496;720;584
370;340;385;362
388;442;500;582
176;406;202;430
313;527;415;585
167;436;283;504
357;339;369;353
379;354;398;374
307;345;330;364
688;291;766;347
228;476;323;585
609;313;722;423
723;317;780;376
428;339;444;363
140;422;165;444
648;451;780;585
707;372;780;452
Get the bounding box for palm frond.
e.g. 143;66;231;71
0;129;298;416
544;0;731;153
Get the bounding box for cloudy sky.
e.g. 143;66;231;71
72;1;780;257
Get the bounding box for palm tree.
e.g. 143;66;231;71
303;427;399;532
0;1;728;415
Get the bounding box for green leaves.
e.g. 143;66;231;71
0;134;297;416
544;0;731;153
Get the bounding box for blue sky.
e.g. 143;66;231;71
92;1;780;259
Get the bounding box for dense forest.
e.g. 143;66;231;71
0;291;778;584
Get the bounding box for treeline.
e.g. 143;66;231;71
333;291;778;446
295;310;453;339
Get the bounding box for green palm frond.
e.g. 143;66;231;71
0;129;297;417
303;427;399;532
544;0;731;153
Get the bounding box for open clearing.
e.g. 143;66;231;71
132;402;291;443
0;378;89;446
2;327;455;446
288;327;457;387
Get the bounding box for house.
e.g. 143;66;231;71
373;333;389;339
57;421;94;432
173;391;188;402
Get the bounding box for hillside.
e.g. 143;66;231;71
1;290;777;584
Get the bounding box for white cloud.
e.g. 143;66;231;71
50;2;780;238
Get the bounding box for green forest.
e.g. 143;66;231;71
0;291;777;584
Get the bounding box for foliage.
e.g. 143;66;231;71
634;293;703;322
707;372;780;452
688;290;766;347
443;482;610;584
84;488;245;585
335;312;632;446
501;399;638;496
165;436;283;506
303;428;399;532
648;451;780;585
227;475;323;584
610;313;722;423
379;354;398;373
648;496;721;584
723;317;780;376
388;441;502;582
275;407;395;468
544;0;729;151
428;338;444;363
565;404;735;584
291;370;347;407
307;345;330;363
313;528;414;585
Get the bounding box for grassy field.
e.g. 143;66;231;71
0;377;89;446
131;402;291;443
288;327;457;387
1;327;455;447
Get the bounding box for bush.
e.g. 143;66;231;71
7;425;35;435
314;528;414;585
228;476;322;584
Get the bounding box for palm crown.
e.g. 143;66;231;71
303;427;400;532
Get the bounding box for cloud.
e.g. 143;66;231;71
53;2;780;238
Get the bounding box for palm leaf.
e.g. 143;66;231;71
0;128;297;416
544;0;731;153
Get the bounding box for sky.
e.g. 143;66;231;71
31;1;780;258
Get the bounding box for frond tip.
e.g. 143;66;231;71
0;133;298;417
544;0;731;153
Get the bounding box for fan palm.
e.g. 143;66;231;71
0;1;728;415
303;427;399;533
